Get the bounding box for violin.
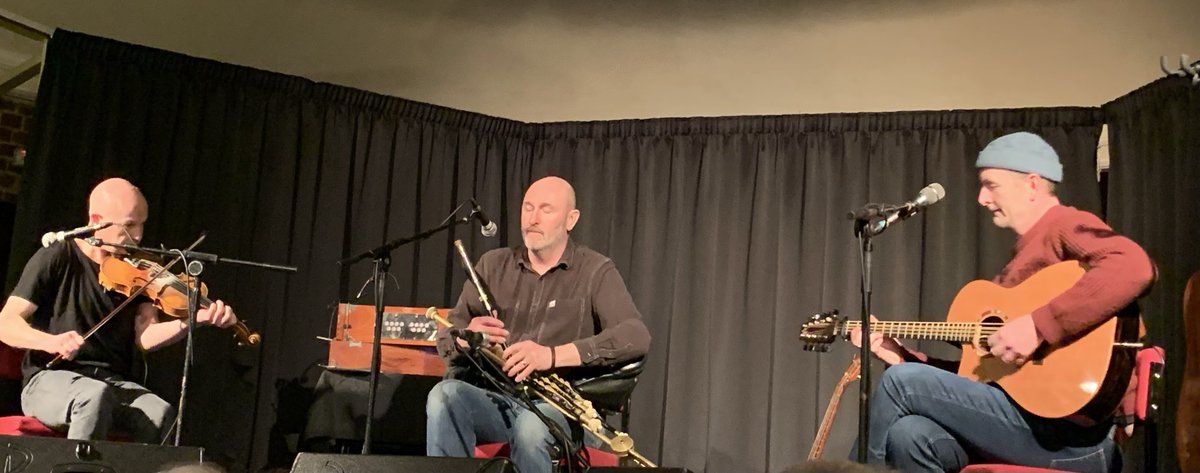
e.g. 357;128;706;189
98;257;262;346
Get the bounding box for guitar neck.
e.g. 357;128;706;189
808;356;860;460
838;320;998;343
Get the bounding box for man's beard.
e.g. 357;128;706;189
524;231;555;252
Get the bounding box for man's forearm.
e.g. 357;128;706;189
0;297;52;351
573;318;651;366
138;319;187;351
0;313;54;351
552;343;582;368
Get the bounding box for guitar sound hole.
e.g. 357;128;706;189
977;313;1006;351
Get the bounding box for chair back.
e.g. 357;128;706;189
571;356;645;414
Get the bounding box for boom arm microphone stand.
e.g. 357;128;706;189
847;185;942;461
86;236;297;446
337;206;489;454
851;214;884;462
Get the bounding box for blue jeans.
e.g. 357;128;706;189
426;379;572;473
860;363;1118;473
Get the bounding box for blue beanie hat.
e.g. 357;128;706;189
975;132;1063;182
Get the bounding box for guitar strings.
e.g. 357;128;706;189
839;321;1005;341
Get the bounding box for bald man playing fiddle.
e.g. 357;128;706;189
426;176;651;473
0;178;238;443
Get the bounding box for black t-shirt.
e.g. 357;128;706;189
12;242;142;383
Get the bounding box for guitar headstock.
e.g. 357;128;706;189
800;310;842;352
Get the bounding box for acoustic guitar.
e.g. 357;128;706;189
799;261;1140;420
807;355;860;460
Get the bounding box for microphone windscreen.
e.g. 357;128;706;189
919;183;945;205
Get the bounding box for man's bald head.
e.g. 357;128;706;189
525;176;576;211
521;176;580;255
86;177;148;251
89;178;146;218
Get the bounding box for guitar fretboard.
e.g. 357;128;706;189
839;321;1003;343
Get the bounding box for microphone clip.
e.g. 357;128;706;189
848;203;910;222
850;183;945;238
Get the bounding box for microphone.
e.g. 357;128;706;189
41;222;113;248
848;183;945;221
862;183;946;236
469;199;498;237
896;183;946;215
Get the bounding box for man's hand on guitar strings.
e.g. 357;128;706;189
849;315;907;365
987;314;1043;366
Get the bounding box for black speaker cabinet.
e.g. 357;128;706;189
0;434;205;472
291;453;516;473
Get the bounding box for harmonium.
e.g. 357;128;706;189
324;303;448;377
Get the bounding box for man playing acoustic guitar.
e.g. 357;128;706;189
852;132;1154;472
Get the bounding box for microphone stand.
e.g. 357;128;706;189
849;203;921;461
87;237;297;446
337;212;481;455
852;216;878;463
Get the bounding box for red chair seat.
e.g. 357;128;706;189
0;415;64;437
474;442;620;467
961;466;1072;473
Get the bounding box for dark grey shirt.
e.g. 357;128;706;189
437;239;650;368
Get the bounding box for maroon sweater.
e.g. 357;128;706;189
907;205;1154;421
996;205;1153;346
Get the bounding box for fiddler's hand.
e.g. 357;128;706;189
42;331;84;360
196;300;238;329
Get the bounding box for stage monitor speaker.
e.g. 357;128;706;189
0;434;204;472
291;453;515;473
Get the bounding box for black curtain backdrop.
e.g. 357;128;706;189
7;31;1109;473
1103;75;1200;473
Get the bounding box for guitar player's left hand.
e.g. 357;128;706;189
988;314;1043;365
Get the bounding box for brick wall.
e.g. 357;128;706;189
0;97;33;204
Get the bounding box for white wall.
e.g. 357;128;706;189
4;0;1199;121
